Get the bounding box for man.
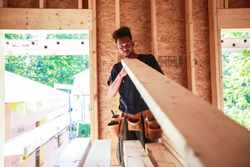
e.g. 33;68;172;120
107;26;164;166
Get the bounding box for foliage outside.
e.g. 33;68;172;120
78;123;90;138
5;33;89;89
222;32;250;130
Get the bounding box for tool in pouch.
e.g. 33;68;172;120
143;110;162;140
107;110;125;137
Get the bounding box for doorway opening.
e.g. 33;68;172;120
221;31;250;130
3;30;91;167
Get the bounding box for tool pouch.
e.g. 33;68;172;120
108;113;125;137
107;123;120;138
127;113;142;131
142;110;162;140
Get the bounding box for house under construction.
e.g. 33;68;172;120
0;0;250;167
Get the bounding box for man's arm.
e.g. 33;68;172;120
108;68;127;98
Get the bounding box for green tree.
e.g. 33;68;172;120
222;31;250;130
5;55;89;88
5;33;89;89
78;123;90;138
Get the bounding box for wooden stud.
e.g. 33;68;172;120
217;0;221;9
78;0;83;9
39;0;46;8
185;0;195;93
150;0;158;58
225;0;228;9
220;0;224;9
89;0;99;142
115;0;122;63
0;0;7;7
0;8;92;30
121;58;250;167
217;29;224;112
218;9;250;29
0;30;5;167
208;0;222;110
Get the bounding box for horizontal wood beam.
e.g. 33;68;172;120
218;8;250;29
0;8;92;30
4;114;69;156
121;59;250;167
221;38;250;52
4;39;89;56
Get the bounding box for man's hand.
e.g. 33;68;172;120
108;67;127;98
119;67;127;77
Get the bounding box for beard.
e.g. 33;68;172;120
123;50;133;58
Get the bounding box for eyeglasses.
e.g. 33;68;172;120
117;42;131;49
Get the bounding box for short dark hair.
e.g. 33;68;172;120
112;26;132;43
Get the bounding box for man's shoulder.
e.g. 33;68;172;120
111;62;122;71
137;54;155;62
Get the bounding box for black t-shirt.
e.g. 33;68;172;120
107;54;164;115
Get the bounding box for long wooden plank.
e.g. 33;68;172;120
89;0;98;142
124;140;154;167
218;9;250;29
53;138;91;167
208;0;222;110
146;143;183;167
121;59;250;167
185;0;195;93
0;31;5;167
0;8;92;30
83;140;111;167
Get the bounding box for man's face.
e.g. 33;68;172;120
116;36;134;58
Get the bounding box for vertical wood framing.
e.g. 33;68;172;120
0;0;7;7
3;0;7;7
209;0;223;110
89;0;98;142
78;0;83;9
217;29;224;111
225;0;228;9
220;0;224;9
185;0;195;93
115;0;121;63
39;0;46;8
0;31;5;167
150;0;157;57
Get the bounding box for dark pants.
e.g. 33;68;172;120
116;115;158;167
